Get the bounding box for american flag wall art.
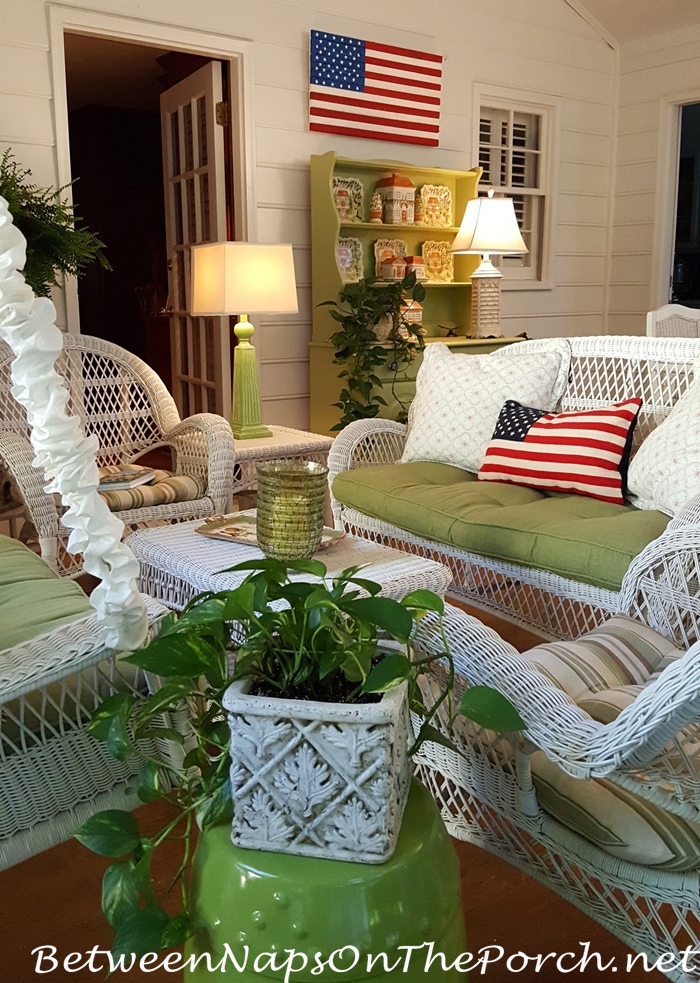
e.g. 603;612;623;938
309;30;443;147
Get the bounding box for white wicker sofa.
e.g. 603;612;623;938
329;335;700;642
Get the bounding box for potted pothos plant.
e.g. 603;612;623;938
75;558;523;960
320;272;426;430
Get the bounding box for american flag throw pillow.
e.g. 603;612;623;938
478;398;643;505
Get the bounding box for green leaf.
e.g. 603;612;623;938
196;779;232;830
412;282;426;303
411;721;457;755
74;810;140;858
87;693;136;742
362;653;412;693
124;633;216;677
285;557;327;578
223;580;258;621
161;912;193;948
102;862;139;929
135;725;185;746
318;646;346;679
177;596;227;629
459;686;526;732
135;678;193;721
137;761;166;804
341;596;413;642
182;747;206;771
400;589;444;614
106;699;134;762
132;845;156;906
111;905;169;961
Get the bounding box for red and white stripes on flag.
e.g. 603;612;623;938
478;398;643;505
309;30;443;147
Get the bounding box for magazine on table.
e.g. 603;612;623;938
97;467;157;491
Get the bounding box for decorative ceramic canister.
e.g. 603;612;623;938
369;192;383;223
400;299;424;328
403;256;427;280
378;254;407;280
375;174;415;224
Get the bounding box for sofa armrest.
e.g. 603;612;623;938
328;419;407;525
619;522;700;648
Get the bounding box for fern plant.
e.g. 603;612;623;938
0;149;109;297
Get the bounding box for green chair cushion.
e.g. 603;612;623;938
332;462;670;592
0;537;92;650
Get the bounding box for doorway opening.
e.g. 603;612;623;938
672;103;700;308
63;34;232;406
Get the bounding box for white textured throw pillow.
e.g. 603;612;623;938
627;372;700;516
402;340;571;473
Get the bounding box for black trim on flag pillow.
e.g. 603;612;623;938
478;398;643;505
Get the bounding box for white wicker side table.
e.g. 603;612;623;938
233;426;333;495
129;513;452;610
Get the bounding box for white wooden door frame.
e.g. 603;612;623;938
48;5;257;334
651;90;700;310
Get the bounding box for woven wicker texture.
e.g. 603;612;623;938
128;511;452;611
647;304;700;339
0;595;175;870
408;604;700;979
329;336;700;641
232;426;333;495
0;333;235;576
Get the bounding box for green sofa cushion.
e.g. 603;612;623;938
332;462;670;592
0;537;92;650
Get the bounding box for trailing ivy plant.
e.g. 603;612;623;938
320;272;426;430
75;558;523;961
0;149;110;297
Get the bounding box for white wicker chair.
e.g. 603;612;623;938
647;304;700;338
0;334;235;575
410;535;700;981
0;594;176;870
329;335;700;641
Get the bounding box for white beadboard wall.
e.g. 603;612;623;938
611;24;700;335
0;0;617;428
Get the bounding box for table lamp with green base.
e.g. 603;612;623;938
191;241;299;439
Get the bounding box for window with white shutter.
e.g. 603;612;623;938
476;97;552;284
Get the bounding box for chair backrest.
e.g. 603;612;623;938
0;334;181;466
646;304;700;338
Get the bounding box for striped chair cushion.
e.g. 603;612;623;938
532;751;700;870
526;621;697;869
98;468;206;512
478;398;642;505
522;615;682;703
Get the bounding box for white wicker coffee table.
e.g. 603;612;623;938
129;512;452;610
233;426;333;495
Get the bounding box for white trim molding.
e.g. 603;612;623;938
47;4;258;332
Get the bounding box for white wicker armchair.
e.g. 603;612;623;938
329;336;700;641
410;536;700;982
0;334;235;575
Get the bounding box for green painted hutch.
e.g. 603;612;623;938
309;152;521;435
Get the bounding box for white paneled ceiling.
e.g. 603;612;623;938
578;0;700;43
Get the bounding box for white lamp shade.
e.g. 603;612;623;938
451;196;528;255
191;242;299;315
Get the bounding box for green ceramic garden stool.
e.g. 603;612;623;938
185;779;467;981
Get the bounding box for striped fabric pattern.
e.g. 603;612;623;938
98;469;206;512
523;615;682;704
532;751;700;871
479;398;643;505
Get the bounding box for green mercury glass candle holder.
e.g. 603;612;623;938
256;460;329;561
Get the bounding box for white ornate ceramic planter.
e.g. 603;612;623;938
223;679;411;863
